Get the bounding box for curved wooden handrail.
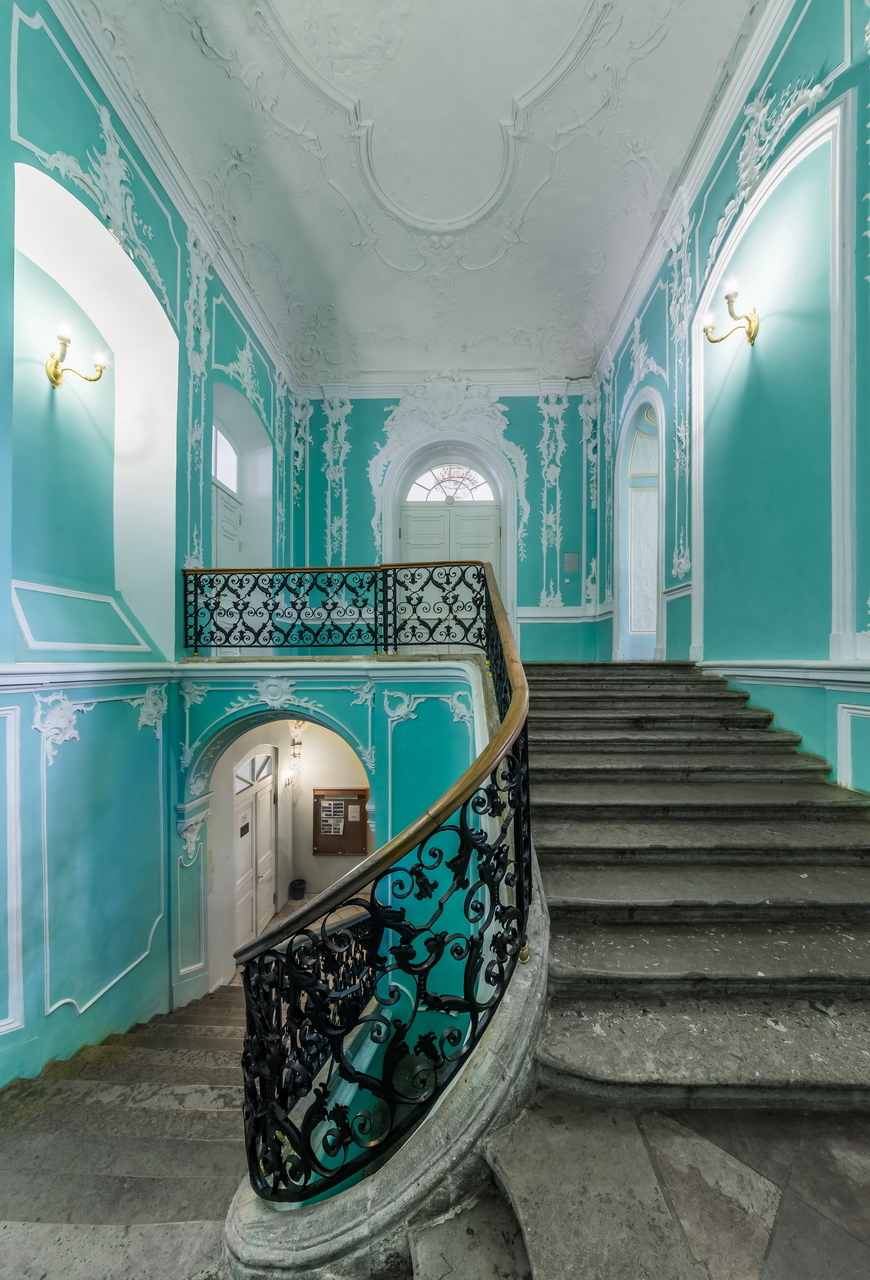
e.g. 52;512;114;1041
233;562;527;965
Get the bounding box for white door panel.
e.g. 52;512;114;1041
234;801;255;950
213;483;243;568
255;784;275;934
451;504;500;565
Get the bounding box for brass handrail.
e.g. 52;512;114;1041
233;561;527;964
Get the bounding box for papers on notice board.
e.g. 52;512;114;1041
321;799;345;836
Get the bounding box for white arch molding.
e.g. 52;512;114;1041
383;437;518;625
613;386;667;662
690;99;854;662
13;162;180;658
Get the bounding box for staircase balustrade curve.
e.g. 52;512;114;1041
182;561;531;1203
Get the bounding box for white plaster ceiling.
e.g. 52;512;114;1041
77;0;766;386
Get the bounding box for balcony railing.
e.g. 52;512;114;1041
183;562;530;1203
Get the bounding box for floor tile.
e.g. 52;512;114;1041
667;1109;806;1187
763;1191;870;1279
788;1113;870;1245
642;1112;780;1280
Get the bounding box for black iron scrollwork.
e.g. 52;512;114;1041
185;560;531;1203
240;747;528;1201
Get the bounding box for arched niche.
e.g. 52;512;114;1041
614;387;666;661
13;163;179;658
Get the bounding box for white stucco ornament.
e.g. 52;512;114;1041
369;379;530;558
33;692;97;764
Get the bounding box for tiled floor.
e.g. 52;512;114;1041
636;1108;870;1279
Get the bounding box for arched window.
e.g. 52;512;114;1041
406;464;494;502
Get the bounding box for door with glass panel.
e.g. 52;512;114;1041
617;421;660;660
233;749;276;948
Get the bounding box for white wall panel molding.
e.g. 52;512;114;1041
11;582;151;653
690;102;849;663
0;708;24;1037
836;703;870;791
43;0;300;393
703;661;870;693
605;0;842;365
38;689;166;1015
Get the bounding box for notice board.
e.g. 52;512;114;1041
313;789;369;857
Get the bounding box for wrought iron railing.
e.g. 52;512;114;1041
185;562;530;1203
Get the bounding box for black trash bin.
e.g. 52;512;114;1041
290;878;306;901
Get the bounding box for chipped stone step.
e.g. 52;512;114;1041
0;1098;243;1141
0;1130;246;1179
107;1029;244;1053
541;863;870;924
529;692;749;712
409;1185;531;1280
528;681;735;697
486;1092;707;1279
0;1166;243;1225
531;780;870;823
527;728;803;751
528;708;774;730
532;818;870;863
42;1058;240;1087
548;921;870;998
44;1043;241;1072
537;995;870;1106
0;1220;225;1280
524;661;700;676
150;1009;246;1027
0;1077;243;1113
529;752;830;785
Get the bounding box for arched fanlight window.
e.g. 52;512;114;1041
406;464;494;502
234;752;273;794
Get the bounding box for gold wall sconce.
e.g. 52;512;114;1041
45;334;106;388
703;292;759;346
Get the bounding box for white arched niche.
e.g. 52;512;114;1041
382;437;517;621
14;163;179;658
613;387;667;661
212;382;273;567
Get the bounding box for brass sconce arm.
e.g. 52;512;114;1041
46;335;106;388
703;292;759;346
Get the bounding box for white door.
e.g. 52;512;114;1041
213;483;243;568
400;502;500;576
233;749;276;949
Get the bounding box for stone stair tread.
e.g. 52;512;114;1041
0;1077;242;1112
0;1167;242;1225
41;1060;240;1087
409;1187;530;1280
0;1131;246;1179
549;921;870;984
530;750;825;768
151;1010;246;1027
529;707;771;721
539;995;870;1091
45;1044;241;1071
541;863;870;908
107;1030;244;1053
485;1092;707;1279
531;779;870;806
528;728;802;746
533;817;870;851
0;1220;225;1280
0;1099;243;1140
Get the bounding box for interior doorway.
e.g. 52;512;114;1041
400;462;501;573
617;406;661;660
233;748;276;946
210;382;273;570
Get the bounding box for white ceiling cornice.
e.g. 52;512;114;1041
44;0;302;394
601;0;798;371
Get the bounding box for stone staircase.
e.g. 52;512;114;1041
0;983;246;1279
523;660;870;1106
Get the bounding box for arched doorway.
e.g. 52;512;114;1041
616;402;662;660
206;717;373;988
400;459;501;575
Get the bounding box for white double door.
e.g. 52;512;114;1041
234;751;276;949
400;501;501;573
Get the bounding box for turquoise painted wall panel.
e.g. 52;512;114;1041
520;622;596;662
703;142;832;660
0;712;9;1027
731;682;828;761
848;714;870;794
665;595;692;660
13;252;115;592
40;697;164;1015
387;697;472;839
